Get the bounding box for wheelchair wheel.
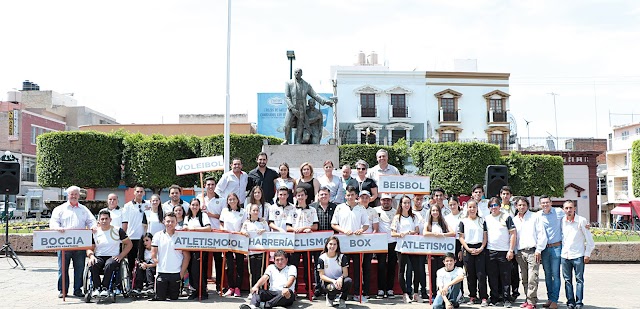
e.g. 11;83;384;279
120;259;131;297
82;264;92;303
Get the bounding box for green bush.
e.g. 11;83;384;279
411;141;502;195
338;143;407;174
502;152;564;197
633;140;640;197
37;131;123;188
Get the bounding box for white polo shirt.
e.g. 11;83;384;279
264;264;297;291
436;266;464;288
375;206;397;243
123;199;149;240
206;197;225;230
317;253;349;280
459;217;487;245
286;206;319;229
93;226;128;257
363;205;379;233
185;213;211;230
162;200;189;214
145;210;164;236
152;230;184;274
268;203;296;232
220;208;246;232
105;207;123;229
331;203;369;233
391;214;421;252
485;213;515;251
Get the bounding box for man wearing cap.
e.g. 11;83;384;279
331;186;370;303
357;190;379;302
374;193;398;298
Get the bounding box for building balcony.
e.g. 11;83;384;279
487;110;507;124
357;106;379;122
439;109;461;124
609;135;640;151
388;105;410;121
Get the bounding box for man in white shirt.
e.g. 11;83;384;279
374;193;398;299
123;185;149;275
432;252;465;309
269;187;296;232
104;193;123;228
199;176;224;293
215;158;249;205
241;250;297;309
470;184;490;218
150;211;190;301
49;185;98;298
512;197;547;309
367;149;400;184
161;184;189;214
560;201;594;309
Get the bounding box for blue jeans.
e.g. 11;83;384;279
541;245;561;303
432;283;461;309
57;250;86;294
561;257;585;307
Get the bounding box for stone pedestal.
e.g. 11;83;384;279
262;144;339;173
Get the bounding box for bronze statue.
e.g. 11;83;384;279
283;68;333;144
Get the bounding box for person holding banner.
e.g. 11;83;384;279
123;185;150;276
412;193;430;302
247;186;270;220
220;193;247;297
318;160;346;204
184;198;212;300
432;252;465;309
274;163;296;205
150;211;191;301
391;195;421;304
241;203;271;290
49;185;98;298
310;186;337;297
423;204;456;302
201;177;225;294
241;250;297;309
86;209;133;298
269;187;296;232
287;187;319;296
459;200;489;307
485;197;517;308
374;193;398;299
357;190;379;302
331;186;370;303
444;196;465;299
317;236;352;309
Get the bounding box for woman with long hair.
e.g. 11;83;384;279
219;193;246;298
240;203;270;291
296;162;320;205
318;160;346;204
317;236;352;308
172;204;185;229
132;232;156;295
391;195;421;303
423;203;455;301
274;162;296;204
459;199;488;306
246;185;270;220
184;198;211;300
145;195;164;236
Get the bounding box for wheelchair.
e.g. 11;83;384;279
129;259;156;300
82;258;131;303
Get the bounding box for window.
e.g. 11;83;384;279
391;94;407;118
360;128;377;144
22;156;36;182
490;99;506;122
621;131;629;140
490;133;507;149
441;98;458;121
360;94;376;117
391;130;405;144
440;132;456;142
31;126;51;144
622;179;628;192
636;127;640;135
598;177;607;195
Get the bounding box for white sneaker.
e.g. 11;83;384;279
377;289;385;299
413;293;422;302
91;289;99;298
99;289;109;297
387;289;395;299
325;294;334;307
338;299;346;308
403;293;412;303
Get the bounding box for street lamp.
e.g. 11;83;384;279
547;92;559;148
286;50;296;79
597;169;608;226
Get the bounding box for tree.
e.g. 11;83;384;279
502;152;564;197
632;140;640;197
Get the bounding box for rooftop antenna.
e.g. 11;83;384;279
524;118;532;148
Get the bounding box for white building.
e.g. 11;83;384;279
605;122;640;220
333;63;512;148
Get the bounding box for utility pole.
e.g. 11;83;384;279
548;92;559;148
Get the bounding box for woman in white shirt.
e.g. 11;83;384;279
172;204;185;229
219;193;246;298
273;163;296;204
240;203;270;290
184;198;211;300
318;160;346;204
145;195;164;236
444;196;465;268
458;200;489;306
423;204;455;301
391;195;421;303
317;236;352;308
246;186;270;220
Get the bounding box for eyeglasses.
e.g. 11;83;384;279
356;167;366;170
489;203;500;208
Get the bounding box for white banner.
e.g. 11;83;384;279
293;231;334;252
173;231;230;251
175;156;224;175
229;233;249;254
336;233;388;254
396;235;455;255
378;175;431;194
249;232;294;252
33;230;93;251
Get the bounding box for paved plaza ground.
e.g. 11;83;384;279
0;254;637;309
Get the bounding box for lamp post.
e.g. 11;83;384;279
286;50;295;79
597;169;608;226
547;92;559;148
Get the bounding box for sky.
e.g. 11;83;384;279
1;0;639;140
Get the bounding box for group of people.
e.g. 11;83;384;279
49;149;595;309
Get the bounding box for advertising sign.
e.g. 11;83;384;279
257;93;334;144
378;175;431;194
33;230;93;251
395;235;455;255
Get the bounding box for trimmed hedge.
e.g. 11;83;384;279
633;140;640;197
37;131;123;188
338;143;407;174
199;134;284;178
410;141;502;195
502;152;564;197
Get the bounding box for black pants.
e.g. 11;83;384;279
397;252;419;294
487;250;512;303
155;272;181;300
463;243;488;300
212;252;223;292
291;252;312;292
133;261;156;290
413;255;428;297
348;253;372;296
312;251;323;293
190;251;209;296
511;258;520;296
225;252;245;289
377;242;398;292
455;239;465;295
249;253;265;287
322;277;353;300
429;255;444;299
126;239;140;276
90;256;120;290
249;289;296;308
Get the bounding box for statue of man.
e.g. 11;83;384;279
305;99;323;144
283;68;333;144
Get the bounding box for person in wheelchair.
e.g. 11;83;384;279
86;209;133;298
132;232;156;296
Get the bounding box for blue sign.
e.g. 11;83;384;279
257;93;334;144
